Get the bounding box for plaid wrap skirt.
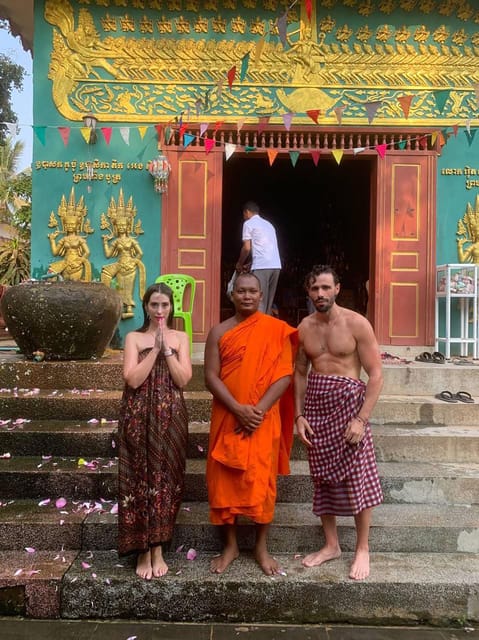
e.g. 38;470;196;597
304;373;383;516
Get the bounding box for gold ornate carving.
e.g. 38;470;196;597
47;188;94;282
100;189;146;319
45;0;479;123
457;195;479;264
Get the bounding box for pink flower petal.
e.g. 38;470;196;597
87;418;99;424
110;503;118;514
81;562;91;569
0;452;11;459
197;445;204;452
25;547;35;554
14;568;23;576
55;497;67;509
175;544;184;553
186;548;197;561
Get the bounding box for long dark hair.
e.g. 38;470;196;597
137;283;175;332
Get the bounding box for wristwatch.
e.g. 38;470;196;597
163;348;174;357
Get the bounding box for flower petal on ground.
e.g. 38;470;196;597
25;547;35;554
186;548;197;561
55;497;67;509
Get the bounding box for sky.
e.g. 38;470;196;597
0;28;33;172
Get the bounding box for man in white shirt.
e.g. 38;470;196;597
235;201;281;315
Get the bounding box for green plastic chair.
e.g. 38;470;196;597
155;273;196;349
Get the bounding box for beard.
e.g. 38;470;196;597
314;294;336;313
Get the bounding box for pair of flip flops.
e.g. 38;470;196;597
435;390;475;403
415;351;446;364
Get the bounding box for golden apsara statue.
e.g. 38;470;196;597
457;195;479;264
47;188;94;281
100;189;146;319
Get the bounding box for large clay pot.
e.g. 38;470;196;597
0;281;122;360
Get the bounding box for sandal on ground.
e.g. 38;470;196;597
431;351;446;364
415;352;432;362
454;391;475;403
434;390;457;403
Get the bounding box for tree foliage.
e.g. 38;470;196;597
0;36;25;145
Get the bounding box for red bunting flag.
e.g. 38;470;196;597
179;124;187;139
155;124;163;138
398;95;413;119
101;127;113;145
204;138;215;154
227;65;236;89
58;126;71;146
452;124;459;137
311;150;320;166
214;121;223;132
305;0;312;21
306;109;320;124
375;143;387;158
418;135;428;150
258;116;269;134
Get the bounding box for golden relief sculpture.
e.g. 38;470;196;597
45;0;479;123
100;189;146;319
457;195;479;264
47;188;94;282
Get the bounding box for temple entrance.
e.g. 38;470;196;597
221;154;372;325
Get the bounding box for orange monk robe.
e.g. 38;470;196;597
207;312;298;525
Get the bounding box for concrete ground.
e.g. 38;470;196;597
1;620;478;639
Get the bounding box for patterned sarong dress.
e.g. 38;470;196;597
304;373;383;516
118;348;188;556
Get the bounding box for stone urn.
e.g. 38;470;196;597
0;281;122;360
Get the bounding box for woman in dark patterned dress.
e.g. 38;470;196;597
118;283;192;579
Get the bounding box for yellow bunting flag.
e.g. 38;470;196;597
332;149;343;165
138;126;148;140
80;127;91;144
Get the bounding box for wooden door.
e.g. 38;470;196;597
373;152;436;346
161;147;223;342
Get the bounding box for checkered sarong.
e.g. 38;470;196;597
304;373;383;516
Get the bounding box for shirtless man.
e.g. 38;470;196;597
294;265;383;580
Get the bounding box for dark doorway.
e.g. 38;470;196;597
221;154;372;324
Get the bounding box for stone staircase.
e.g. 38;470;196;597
0;352;478;624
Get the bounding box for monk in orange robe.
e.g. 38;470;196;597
205;273;297;575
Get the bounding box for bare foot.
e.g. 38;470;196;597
254;548;281;575
302;545;341;568
210;546;239;574
349;549;370;580
136;550;153;580
151;546;168;577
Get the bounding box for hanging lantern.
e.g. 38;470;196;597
147;151;171;194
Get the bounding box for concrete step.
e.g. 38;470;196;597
58;550;479;625
2;420;478;463
1;389;479;425
380;361;479;395
2;499;476;555
1;457;478;505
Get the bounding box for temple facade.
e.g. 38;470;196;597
4;0;479;346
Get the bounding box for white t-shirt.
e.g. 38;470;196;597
242;214;281;270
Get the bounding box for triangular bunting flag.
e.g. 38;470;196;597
101;127;113;145
5;122;17;137
306;109;320;124
225;143;236;160
397;140;407;150
120;127;130;145
311;150;320;166
165;126;173;144
258;116;269;135
245;146;256;153
332;149;344;165
353;147;366;155
237;119;245;133
333;106;345;125
179;124;187;139
305;0;312;21
282;112;293;131
183;133;195;148
277;13;288;48
155;124;163;138
438;131;446;147
452;124;459;137
240;52;250;82
289;150;300;167
204;138;215;153
431;132;438;146
255;37;265;64
441;128;450;142
214;121;223;132
34;126;46;145
200;123;208;137
466;119;472;133
365;101;381;124
433;89;449;114
267;149;278;166
398;95;413;119
375;143;387;158
79;127;92;144
465;128;477;147
418;135;428;150
58;126;71;146
227;65;236;89
138;126;148;140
